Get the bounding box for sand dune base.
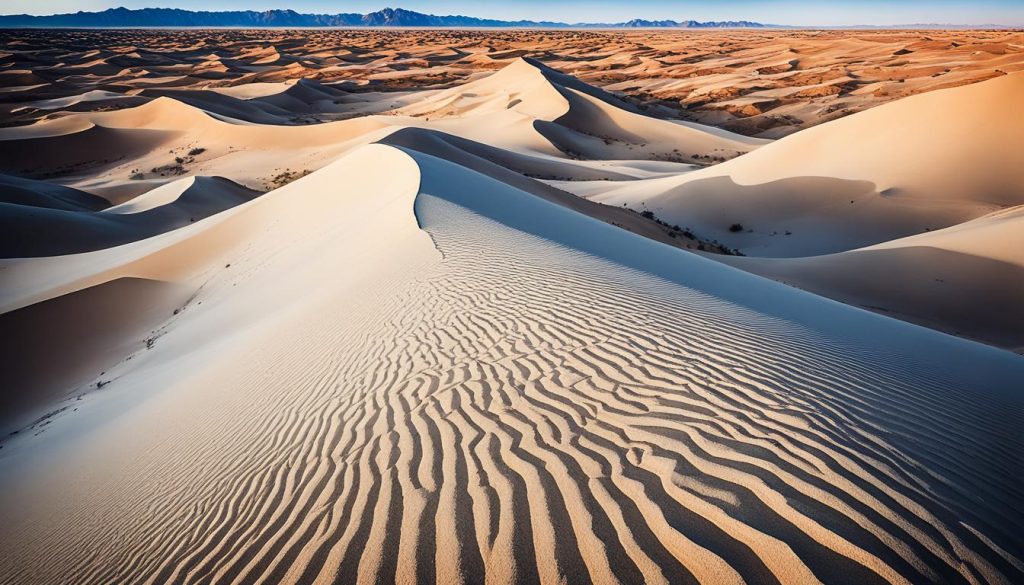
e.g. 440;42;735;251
1;147;1021;584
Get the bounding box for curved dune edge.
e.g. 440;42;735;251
1;144;1022;584
0;276;192;433
0;144;425;314
718;206;1024;351
0;175;261;259
0;58;757;204
562;72;1024;260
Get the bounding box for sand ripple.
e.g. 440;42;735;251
2;176;1021;584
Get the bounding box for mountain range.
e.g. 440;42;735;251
0;7;770;28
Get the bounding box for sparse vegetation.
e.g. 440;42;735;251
268;169;313;189
629;208;736;254
151;163;186;177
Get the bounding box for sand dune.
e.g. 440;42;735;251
561;72;1024;258
397;58;763;162
1;32;1022;585
720;206;1024;350
139;79;397;125
3;28;1021;136
2;144;1023;584
0;95;395;197
549;72;1024;346
0;175;259;258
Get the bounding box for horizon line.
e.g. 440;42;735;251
1;5;1021;28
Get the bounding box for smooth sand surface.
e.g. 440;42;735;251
1;31;1022;584
554;72;1024;347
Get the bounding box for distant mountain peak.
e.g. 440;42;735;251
0;7;772;29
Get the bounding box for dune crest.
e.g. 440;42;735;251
2;142;1023;584
1;30;1023;585
553;71;1024;347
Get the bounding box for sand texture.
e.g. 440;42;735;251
0;29;1022;585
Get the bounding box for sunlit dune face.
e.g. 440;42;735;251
1;28;1022;137
0;27;1022;585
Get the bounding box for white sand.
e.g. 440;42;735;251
1;56;1022;585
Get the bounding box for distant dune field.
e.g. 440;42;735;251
1;29;1022;585
2;28;1022;137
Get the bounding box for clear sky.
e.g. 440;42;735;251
4;1;1023;26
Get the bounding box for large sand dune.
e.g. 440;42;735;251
2;144;1023;584
718;206;1024;351
1;174;259;257
1;31;1022;584
554;72;1024;347
560;73;1024;257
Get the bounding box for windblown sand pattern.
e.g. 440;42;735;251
2;147;1023;584
1;30;1023;585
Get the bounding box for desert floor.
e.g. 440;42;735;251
1;29;1023;584
3;28;1023;136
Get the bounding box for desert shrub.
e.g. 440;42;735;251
269;169;312;188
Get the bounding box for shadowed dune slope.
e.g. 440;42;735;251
381;127;705;249
397;57;765;161
572;72;1024;258
719;206;1024;351
0;145;1022;585
0;277;191;434
0;176;260;258
0;173;108;212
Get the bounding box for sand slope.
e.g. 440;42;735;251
720;206;1024;351
565;72;1024;258
550;72;1024;347
1;144;1022;585
398;58;764;162
0;175;259;258
1;46;1023;585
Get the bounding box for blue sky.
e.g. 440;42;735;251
5;1;1024;25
